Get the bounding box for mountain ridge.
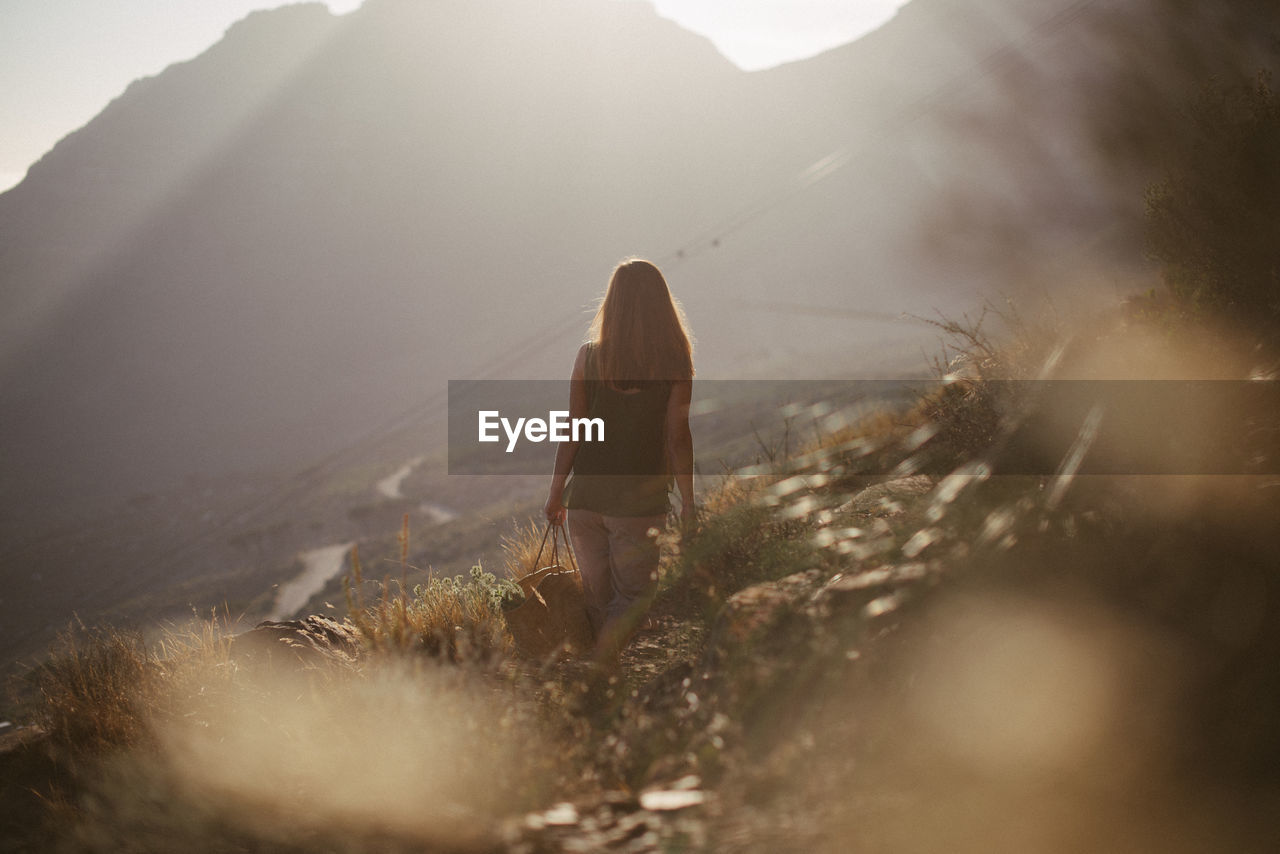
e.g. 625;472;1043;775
1;0;889;518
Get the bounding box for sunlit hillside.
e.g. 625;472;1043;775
4;285;1279;849
0;6;1277;834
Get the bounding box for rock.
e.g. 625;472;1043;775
539;802;580;827
710;569;824;650
511;789;704;854
639;789;706;811
809;563;930;617
696;570;831;727
839;475;935;517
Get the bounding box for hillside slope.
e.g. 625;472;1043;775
0;0;1192;522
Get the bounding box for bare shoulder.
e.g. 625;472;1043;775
571;342;591;379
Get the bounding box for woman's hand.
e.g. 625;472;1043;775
543;347;586;527
679;500;697;534
544;491;566;525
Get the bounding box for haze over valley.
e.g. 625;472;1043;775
1;0;1268;668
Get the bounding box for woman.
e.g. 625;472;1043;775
543;258;694;663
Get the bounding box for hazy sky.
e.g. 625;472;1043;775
0;0;910;192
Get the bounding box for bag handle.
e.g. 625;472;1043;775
517;520;579;597
532;519;577;572
552;519;578;575
531;522;554;570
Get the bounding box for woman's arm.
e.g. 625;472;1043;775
544;344;590;523
665;379;694;526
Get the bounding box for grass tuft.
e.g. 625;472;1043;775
343;521;520;661
34;622;159;756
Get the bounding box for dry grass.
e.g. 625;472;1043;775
500;517;548;581
343;519;519;661
31;611;244;759
889;298;1068;471
23;591;559;850
34;623;160;756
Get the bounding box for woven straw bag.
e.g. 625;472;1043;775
503;521;594;658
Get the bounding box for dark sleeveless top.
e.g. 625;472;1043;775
562;344;672;516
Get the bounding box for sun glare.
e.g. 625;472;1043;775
650;0;912;70
326;0;364;14
0;171;24;194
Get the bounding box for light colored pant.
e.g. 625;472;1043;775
566;509;666;656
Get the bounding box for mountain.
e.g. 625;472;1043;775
0;0;1130;516
0;0;836;521
1;0;1274;663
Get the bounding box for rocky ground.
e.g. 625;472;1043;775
5;469;1280;852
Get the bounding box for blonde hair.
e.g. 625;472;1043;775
587;258;694;384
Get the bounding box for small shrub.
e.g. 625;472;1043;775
413;564;524;621
912;298;1064;469
34;624;160;756
346;543;519;661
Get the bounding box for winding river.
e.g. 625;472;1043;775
266;457;458;621
375;456;425;499
268;542;355;622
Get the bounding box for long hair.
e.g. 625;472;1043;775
587;258;694;384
